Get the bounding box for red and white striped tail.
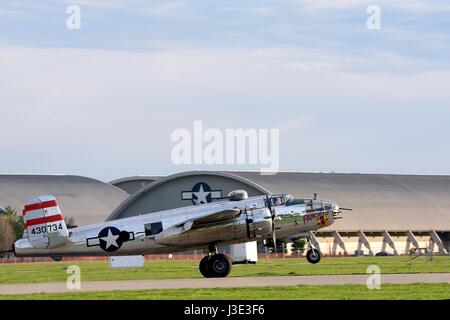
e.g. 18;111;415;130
23;195;68;248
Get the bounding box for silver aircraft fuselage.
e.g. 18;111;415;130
14;194;338;258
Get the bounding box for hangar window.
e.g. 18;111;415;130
145;222;163;236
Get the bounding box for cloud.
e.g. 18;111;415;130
0;8;29;16
291;0;450;11
1;46;450;179
144;1;187;16
291;0;368;10
62;0;126;10
1;0;449;68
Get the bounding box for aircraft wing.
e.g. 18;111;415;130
154;208;241;245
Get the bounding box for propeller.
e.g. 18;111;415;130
265;195;278;251
272;224;277;254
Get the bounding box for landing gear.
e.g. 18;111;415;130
306;249;321;264
199;255;210;277
199;244;232;278
51;256;63;262
305;233;321;264
199;254;232;278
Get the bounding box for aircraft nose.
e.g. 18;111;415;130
324;201;338;213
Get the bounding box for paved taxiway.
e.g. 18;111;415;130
1;273;449;295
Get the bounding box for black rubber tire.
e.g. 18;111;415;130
306;249;321;264
208;254;232;278
199;256;211;278
51;256;63;262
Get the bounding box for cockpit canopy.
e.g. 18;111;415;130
271;194;286;206
270;194;334;212
270;194;296;206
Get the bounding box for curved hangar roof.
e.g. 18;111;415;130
0;175;129;225
109;176;164;195
109;171;450;232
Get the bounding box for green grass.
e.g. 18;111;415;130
0;256;449;285
1;283;449;300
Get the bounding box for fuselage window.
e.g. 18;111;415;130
145;222;163;236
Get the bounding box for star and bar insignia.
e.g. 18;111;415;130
86;226;135;252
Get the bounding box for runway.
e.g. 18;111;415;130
1;273;449;295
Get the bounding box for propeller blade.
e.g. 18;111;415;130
273;229;277;248
271;212;277;253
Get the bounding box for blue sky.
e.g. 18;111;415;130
1;0;450;181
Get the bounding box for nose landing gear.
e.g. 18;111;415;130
306;234;321;264
306;248;321;264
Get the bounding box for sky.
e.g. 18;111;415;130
1;0;450;181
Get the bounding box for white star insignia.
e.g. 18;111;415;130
101;229;119;249
193;184;211;205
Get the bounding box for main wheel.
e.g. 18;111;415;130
208;253;231;278
199;254;232;278
199;256;211;278
208;254;232;278
51;256;63;262
306;249;321;264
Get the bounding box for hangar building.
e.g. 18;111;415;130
1;171;449;256
0;174;128;225
109;171;450;256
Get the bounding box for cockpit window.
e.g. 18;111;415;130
285;194;294;203
271;196;285;206
286;198;305;206
305;199;313;212
313;202;323;210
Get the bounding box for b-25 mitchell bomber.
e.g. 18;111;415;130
14;191;345;277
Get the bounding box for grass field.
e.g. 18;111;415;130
1;283;449;300
0;256;449;285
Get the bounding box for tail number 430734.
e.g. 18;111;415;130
30;223;64;235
